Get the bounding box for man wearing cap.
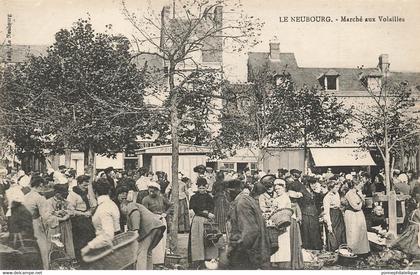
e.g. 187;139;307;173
287;169;305;203
142;181;174;266
224;179;271;270
258;175;276;215
276;168;289;180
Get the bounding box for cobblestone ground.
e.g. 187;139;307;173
167;234;417;270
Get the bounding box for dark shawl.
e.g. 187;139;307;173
189;192;214;217
227;193;271;270
72;186;90;210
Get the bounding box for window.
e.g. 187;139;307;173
222;163;235;170
326;76;337;90
318;70;339;91
250;163;258;173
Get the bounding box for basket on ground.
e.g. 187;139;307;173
269;208;293;228
82;231;139;270
164;254;184;266
337;244;357;266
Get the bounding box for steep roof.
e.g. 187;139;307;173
247;50;420;96
248;52;298;77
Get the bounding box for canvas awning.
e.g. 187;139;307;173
310;147;376;167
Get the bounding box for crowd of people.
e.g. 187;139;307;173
1;164;420;270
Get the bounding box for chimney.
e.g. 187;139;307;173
214;6;223;28
269;42;280;60
378;54;390;74
160;6;171;49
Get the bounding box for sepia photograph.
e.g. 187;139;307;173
0;0;420;271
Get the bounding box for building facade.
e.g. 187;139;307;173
238;42;420;174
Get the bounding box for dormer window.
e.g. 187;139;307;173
326;76;337;90
318;69;339;91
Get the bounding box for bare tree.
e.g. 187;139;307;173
121;0;263;252
355;62;420;235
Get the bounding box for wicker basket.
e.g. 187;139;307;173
164;254;184;266
49;249;75;270
269;208;293;228
337;244;357;267
82;231;139;270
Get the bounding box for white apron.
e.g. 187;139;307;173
152;216;167;264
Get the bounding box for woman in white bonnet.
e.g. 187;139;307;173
270;178;303;269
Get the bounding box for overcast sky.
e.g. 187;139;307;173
1;0;419;81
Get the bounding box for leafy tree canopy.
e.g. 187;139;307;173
2;18;149;158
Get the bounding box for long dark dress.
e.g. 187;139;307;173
6;202;42;270
227;193;271;270
212;180;229;233
323;191;346;251
187;192;215;266
298;186;322;250
9;202;34;238
68;187;95;263
391;209;420;256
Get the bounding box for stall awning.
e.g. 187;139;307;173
310;147;376;167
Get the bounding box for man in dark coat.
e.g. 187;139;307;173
104;167;117;202
298;176;323;250
225;179;271;270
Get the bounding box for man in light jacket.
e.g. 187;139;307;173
117;188;166;270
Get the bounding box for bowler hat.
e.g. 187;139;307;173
193;165;206;173
290;169;302;175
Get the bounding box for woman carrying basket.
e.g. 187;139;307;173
270;179;303;269
188;177;216;269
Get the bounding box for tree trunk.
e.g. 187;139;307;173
385;146;397;236
87;145;97;208
257;148;264;171
303;132;308;174
169;64;179;253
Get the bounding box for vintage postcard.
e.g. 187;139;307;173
0;0;419;273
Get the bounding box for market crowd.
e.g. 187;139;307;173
1;164;420;270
